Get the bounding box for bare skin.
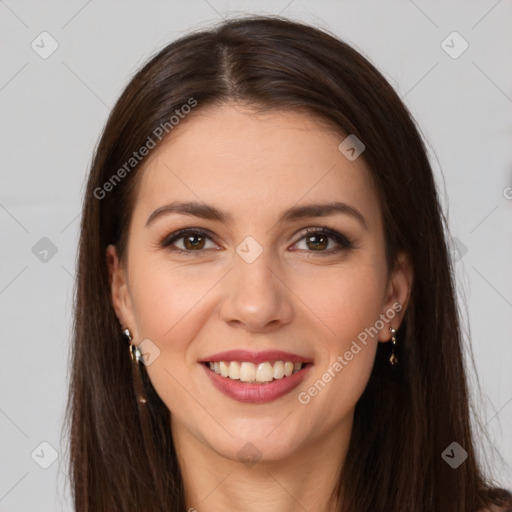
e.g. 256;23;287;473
107;103;413;511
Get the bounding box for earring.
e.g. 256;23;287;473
122;328;142;364
389;327;398;366
122;328;147;405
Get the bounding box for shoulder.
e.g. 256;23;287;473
478;488;512;512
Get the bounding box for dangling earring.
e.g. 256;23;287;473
122;328;142;364
121;328;147;405
389;327;398;366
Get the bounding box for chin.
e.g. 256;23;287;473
205;417;307;464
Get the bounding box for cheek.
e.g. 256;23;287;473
292;258;387;349
128;257;221;349
293;265;383;426
128;259;216;418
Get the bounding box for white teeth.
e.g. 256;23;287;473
273;361;285;379
228;361;240;380
256;362;274;382
239;362;256;382
208;360;305;383
219;361;229;377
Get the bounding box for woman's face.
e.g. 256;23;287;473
108;103;412;463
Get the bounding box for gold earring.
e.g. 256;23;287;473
389;327;398;366
122;328;142;363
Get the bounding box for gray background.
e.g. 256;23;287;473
1;1;511;510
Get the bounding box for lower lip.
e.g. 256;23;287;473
201;363;312;404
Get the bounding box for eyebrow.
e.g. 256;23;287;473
145;200;368;230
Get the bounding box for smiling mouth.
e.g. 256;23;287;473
203;360;310;384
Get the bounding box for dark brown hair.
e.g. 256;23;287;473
64;15;512;512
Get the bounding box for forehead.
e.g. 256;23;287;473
131;104;380;229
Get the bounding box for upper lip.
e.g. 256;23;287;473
199;349;313;365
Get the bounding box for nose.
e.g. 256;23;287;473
219;248;295;333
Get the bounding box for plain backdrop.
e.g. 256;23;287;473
0;1;511;510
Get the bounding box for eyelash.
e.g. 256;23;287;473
160;227;353;256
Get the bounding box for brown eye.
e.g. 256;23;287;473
161;229;218;254
292;228;353;254
182;233;206;250
305;233;329;251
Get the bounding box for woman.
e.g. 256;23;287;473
65;15;512;512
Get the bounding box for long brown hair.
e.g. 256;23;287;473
64;15;512;512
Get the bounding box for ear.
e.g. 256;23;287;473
377;250;413;342
106;244;137;335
